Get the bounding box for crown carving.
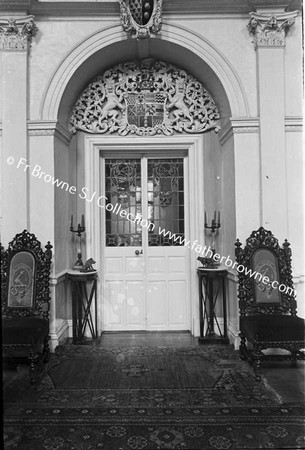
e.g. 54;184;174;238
0;16;38;51
118;0;163;39
247;11;299;48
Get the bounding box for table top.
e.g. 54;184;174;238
67;269;98;278
197;266;228;275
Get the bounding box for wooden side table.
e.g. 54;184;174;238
197;267;229;344
67;270;98;343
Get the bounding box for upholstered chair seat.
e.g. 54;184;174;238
240;315;305;342
2;317;49;348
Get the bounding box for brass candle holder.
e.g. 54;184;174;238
200;210;221;268
70;214;85;270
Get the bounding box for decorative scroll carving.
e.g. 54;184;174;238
118;0;163;39
70;59;220;136
235;227;296;317
0;15;38;51
1;230;52;318
247;11;299;48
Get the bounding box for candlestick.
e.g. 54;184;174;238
70;216;86;270
202;211;221;268
204;211;221;233
204;210;221;245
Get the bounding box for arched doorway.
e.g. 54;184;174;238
41;24;248;341
69;57;220;332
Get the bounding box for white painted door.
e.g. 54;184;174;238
102;155;189;331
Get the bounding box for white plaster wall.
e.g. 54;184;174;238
202;131;221;248
169;17;258;117
28;134;56;251
285;129;304;318
68;135;78;268
284;15;303;117
285;131;304;271
233;132;261;242
220;134;238;340
1;51;28;243
221;135;236;262
54;135;70;274
30;19;117;120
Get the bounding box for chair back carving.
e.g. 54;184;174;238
235;227;297;317
1;230;52;320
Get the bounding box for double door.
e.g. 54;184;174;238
102;155;190;331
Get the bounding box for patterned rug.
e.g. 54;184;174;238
3;345;305;449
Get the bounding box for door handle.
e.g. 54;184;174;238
135;249;143;256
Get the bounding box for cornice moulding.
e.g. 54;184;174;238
284;116;303;132
0;1;301;18
219;118;259;145
28;120;72;143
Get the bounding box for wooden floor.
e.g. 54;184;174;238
78;331;305;404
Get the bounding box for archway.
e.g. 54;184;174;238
43;23;246;344
41;23;249;124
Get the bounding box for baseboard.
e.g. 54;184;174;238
49;319;71;351
228;319;240;350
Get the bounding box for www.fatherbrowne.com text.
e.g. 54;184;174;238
10;156;296;297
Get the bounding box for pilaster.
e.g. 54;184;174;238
0;16;38;243
247;10;299;239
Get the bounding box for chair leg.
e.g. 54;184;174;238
28;350;39;384
42;336;51;363
253;347;262;381
239;333;247;360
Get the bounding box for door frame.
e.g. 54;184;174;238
81;133;205;337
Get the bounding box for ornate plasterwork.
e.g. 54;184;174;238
70;59;220;136
118;0;163;39
247;11;299;48
0;16;38;51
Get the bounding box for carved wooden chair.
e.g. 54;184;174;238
235;227;305;377
1;230;52;383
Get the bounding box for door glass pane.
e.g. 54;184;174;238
105;159;142;246
147;158;184;246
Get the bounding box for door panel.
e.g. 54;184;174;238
125;281;145;327
147;281;168;328
104;249;146;330
104;281;124;326
169;281;187;326
147;246;188;330
148;256;165;273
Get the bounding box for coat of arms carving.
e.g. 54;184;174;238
118;0;163;39
70;59;220;136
